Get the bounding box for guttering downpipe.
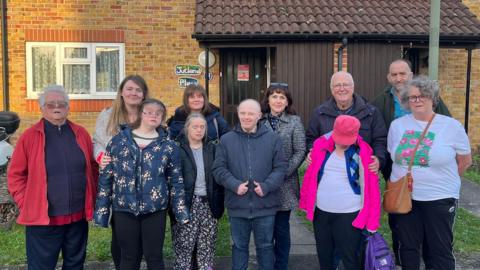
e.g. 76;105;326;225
464;48;472;134
337;38;348;71
1;0;9;111
205;47;210;96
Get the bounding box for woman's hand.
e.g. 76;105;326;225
99;154;112;170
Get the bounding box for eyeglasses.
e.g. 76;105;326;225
333;83;353;90
142;111;162;117
270;82;288;89
407;95;430;103
44;101;68;109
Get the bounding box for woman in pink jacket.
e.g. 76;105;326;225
299;115;381;270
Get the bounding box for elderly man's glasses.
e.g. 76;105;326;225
142;111;162;117
333;83;353;90
44;101;68;109
407;95;429;103
270;82;288;89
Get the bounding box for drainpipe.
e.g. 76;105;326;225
464;48;472;134
1;0;9;111
428;0;440;80
337;38;348;71
204;47;210;97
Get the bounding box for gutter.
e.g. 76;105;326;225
337;37;347;71
1;0;8;111
192;33;480;47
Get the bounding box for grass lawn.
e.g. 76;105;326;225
0;215;231;266
464;151;480;185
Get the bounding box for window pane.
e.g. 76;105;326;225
65;47;87;59
96;47;119;92
32;47;56;92
63;64;90;94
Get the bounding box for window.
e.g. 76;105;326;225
26;42;125;99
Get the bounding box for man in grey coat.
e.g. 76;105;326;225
213;99;287;270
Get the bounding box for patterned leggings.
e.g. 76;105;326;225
173;195;218;270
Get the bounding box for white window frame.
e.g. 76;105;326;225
26;42;125;99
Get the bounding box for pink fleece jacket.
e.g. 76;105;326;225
299;135;381;231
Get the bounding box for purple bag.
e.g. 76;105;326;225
365;233;395;270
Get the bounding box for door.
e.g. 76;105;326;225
220;48;267;126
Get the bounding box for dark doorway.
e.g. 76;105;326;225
220;48;267;126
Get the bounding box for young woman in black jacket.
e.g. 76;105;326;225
172;113;225;270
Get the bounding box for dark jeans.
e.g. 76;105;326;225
396;198;457;270
113;210;167;270
26;219;88;270
273;210;291;270
313;208;362;270
229;215;275;270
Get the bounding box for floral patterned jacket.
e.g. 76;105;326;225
94;126;189;227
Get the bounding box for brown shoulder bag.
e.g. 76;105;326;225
383;114;435;214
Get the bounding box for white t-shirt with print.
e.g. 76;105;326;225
388;114;471;201
316;152;362;213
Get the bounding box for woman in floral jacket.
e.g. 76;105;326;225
94;98;189;270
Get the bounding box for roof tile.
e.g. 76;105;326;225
194;0;480;40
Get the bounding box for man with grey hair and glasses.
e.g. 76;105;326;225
8;85;98;270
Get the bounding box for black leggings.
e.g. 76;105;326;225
113;210;167;270
313;208;363;270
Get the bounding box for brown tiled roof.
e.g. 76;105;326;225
193;0;480;42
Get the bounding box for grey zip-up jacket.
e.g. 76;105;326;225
213;123;287;218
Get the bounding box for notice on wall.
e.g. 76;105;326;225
237;64;249;81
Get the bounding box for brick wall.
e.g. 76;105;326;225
439;0;480;148
0;0;220;138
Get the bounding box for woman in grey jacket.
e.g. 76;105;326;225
260;83;306;270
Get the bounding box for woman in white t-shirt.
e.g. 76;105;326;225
388;76;472;270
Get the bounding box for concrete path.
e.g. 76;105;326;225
247;213;319;269
459;178;480;217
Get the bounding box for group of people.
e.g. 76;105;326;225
6;58;472;270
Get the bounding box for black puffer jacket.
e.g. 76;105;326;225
305;94;388;168
178;135;224;219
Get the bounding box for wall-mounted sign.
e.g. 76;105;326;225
237;64;249;81
178;77;199;88
175;65;202;76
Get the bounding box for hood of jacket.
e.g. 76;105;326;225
232;121;270;138
317;94;373;119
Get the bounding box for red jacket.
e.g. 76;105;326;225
7;119;99;225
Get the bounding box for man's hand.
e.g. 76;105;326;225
368;155;380;174
236;181;249;196
305;150;312;166
253;181;264;197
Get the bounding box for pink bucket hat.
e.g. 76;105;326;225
332;115;360;145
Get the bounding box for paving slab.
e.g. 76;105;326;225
459;178;480;217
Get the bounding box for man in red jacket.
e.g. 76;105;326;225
8;85;98;270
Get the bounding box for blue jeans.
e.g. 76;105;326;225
273;210;291;270
229;215;275;270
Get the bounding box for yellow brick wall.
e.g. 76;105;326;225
0;0;220;138
440;0;480;148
